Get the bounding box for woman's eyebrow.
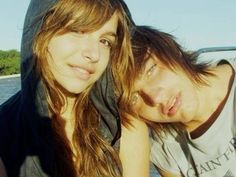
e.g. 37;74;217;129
102;31;117;38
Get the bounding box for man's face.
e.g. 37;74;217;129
131;55;199;124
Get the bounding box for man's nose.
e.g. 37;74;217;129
139;86;165;106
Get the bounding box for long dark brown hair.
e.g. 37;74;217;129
131;26;213;85
33;0;134;176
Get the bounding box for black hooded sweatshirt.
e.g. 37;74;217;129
0;0;123;176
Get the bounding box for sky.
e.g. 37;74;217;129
0;0;236;59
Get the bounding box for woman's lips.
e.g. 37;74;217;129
70;65;95;80
163;92;181;116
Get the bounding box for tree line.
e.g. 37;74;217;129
0;49;20;76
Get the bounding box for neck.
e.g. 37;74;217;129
60;96;77;143
61;96;76;119
185;63;233;132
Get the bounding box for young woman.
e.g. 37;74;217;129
0;0;134;177
122;25;236;177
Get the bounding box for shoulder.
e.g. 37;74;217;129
0;91;52;177
219;59;236;89
0;91;22;135
0;91;22;116
217;58;236;71
228;58;236;70
0;91;22;154
150;130;183;176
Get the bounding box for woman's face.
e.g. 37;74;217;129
131;55;199;124
47;13;118;94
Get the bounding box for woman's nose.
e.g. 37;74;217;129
81;38;100;62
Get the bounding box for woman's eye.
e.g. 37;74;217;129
147;64;156;76
100;39;112;48
130;92;139;105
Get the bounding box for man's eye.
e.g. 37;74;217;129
100;39;112;48
147;64;156;76
130;92;139;105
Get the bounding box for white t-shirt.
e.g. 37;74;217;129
150;59;236;177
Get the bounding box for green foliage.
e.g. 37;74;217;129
0;49;20;76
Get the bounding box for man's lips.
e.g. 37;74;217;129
162;92;181;116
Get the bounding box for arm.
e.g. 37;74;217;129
157;168;182;177
0;158;8;177
119;117;150;177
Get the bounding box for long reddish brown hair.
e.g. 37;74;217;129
33;0;134;176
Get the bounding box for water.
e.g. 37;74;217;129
0;75;21;105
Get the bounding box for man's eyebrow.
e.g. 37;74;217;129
137;65;146;79
143;59;152;73
137;59;153;79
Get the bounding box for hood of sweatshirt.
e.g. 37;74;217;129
20;0;128;145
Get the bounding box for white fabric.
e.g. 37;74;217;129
150;59;236;177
